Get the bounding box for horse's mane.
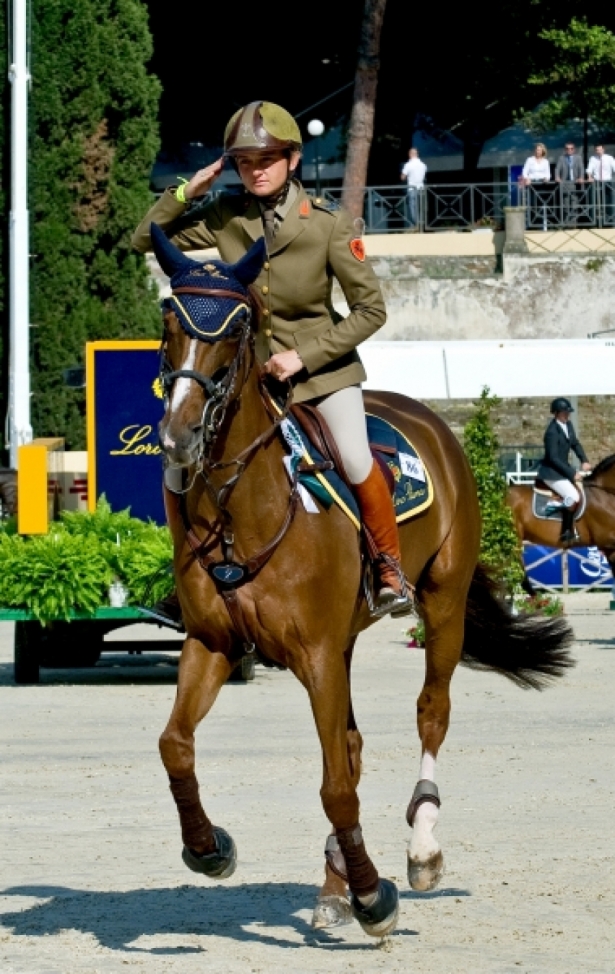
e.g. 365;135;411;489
587;453;615;479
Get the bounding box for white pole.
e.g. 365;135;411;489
8;0;32;467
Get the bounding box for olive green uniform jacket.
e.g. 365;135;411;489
131;182;387;402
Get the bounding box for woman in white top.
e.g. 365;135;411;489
521;143;551;184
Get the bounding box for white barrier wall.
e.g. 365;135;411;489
360;340;615;399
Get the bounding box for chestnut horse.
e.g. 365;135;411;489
151;226;574;939
508;458;615;581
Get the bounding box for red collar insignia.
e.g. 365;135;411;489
299;199;310;218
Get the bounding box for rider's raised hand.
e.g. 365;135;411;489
184;158;225;200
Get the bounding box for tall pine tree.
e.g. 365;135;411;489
27;0;161;447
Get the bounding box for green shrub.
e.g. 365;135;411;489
0;531;112;622
0;499;173;620
463;388;524;592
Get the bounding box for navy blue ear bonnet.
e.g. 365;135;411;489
151;223;266;343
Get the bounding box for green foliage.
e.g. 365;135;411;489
0;531;112;621
463;388;524;593
0;498;173;620
27;0;162;447
524;18;615;134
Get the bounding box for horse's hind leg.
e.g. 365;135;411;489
300;645;398;937
408;536;473;892
159;636;236;878
312;638;360;929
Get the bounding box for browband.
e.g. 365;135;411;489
172;287;249;302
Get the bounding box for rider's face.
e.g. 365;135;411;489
236;150;300;197
555;410;571;422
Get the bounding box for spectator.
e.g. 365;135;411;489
555;142;585;227
521;143;551;228
400;148;427;231
586;143;615;226
521;142;551;185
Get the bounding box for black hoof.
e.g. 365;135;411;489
182;827;237;879
350;878;399;937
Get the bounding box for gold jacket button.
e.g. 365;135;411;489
263;261;270;271
263;308;270;317
264;328;272;337
315;198;322;203
262;285;269;294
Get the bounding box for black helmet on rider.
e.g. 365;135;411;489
550;397;574;414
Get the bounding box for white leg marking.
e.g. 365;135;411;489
170;339;197;414
409;752;440;861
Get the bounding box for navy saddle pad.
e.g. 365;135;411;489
280;411;433;529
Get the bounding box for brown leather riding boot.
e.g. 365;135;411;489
354;461;413;618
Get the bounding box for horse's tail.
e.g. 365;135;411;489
460;564;575;690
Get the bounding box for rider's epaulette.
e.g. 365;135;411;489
309;195;339;214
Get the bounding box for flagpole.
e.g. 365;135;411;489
8;0;33;467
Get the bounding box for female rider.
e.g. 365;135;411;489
536;397;591;543
132;100;411;618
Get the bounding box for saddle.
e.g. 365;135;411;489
532;480;586;521
291;403;395;496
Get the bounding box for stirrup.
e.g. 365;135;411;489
372;586;414;619
139;599;185;632
371;555;414;619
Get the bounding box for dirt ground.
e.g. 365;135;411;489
0;593;613;974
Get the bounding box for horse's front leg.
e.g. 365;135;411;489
301;650;398;938
159;636;237;878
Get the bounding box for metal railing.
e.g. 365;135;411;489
518;182;615;231
323;181;615;233
323;183;511;233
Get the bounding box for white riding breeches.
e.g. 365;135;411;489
313;385;373;485
544;477;580;507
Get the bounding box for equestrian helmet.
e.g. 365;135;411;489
550;397;574;413
224;101;302;156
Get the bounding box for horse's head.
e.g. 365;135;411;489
151;224;266;466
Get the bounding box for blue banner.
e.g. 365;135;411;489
88;342;165;523
523;544;613;589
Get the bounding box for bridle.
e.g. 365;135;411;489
160;286;257;457
160;285;299;659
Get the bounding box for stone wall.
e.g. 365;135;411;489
346;252;615;342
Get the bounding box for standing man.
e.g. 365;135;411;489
400;148;427;231
555;142;585;227
586;143;615;226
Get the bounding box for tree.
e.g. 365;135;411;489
26;0;161;448
523;18;615;162
341;0;387;219
463;389;524;593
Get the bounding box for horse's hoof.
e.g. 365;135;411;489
182;827;237;879
351;879;399;938
407;849;444;891
311;894;353;929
